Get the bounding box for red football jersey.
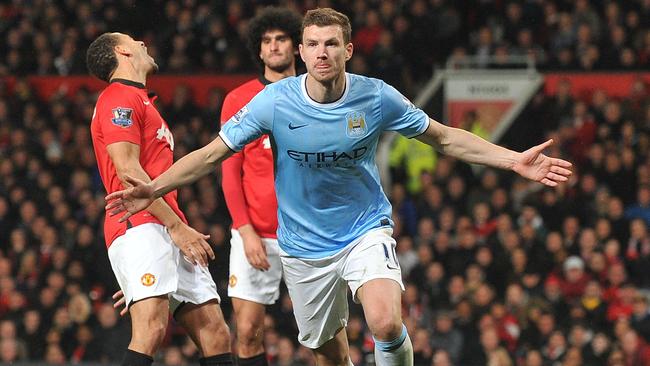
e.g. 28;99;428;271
91;79;186;247
220;77;278;239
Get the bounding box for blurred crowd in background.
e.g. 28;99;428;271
1;0;650;93
1;0;650;365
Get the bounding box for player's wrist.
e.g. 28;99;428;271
166;220;184;232
151;181;165;199
510;151;524;173
238;224;257;237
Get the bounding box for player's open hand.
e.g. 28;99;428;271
239;224;270;271
105;175;156;221
112;290;128;317
512;139;572;187
168;222;214;267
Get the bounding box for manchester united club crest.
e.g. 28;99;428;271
345;111;367;138
141;273;156;286
111;107;134;128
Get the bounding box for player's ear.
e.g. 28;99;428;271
345;42;353;61
299;43;306;62
114;44;131;57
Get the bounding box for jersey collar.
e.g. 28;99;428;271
301;73;350;109
110;78;146;89
258;75;272;86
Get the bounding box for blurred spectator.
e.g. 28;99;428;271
523;349;544;366
93;302;129;363
429;310;463;364
389;136;437;195
0;1;649;365
560;255;591;303
480;326;513;366
274;336;307;366
608;283;637;323
162;346;187;366
0;337;24;363
395;236;418;278
411;328;433;365
621;329;650;366
431;349;452;366
632;294;650;342
353;10;383;56
584;331;612;365
543;329;568;364
580;280;608;332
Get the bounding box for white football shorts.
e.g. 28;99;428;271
107;223;220;315
228;229;282;305
280;228;404;349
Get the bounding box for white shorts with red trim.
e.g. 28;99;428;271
228;229;283;305
107;223;220;314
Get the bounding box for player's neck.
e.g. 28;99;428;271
305;73;346;104
264;67;295;83
110;66;147;86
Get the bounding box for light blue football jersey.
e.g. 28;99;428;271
220;73;429;258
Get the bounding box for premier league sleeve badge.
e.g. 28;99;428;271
111;107;134;128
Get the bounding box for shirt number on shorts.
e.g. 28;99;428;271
382;243;400;270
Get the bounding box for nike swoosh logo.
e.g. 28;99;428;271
288;123;307;130
144;101;150;105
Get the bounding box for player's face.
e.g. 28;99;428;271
260;30;295;73
115;33;159;74
299;25;352;83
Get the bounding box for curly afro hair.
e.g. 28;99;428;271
247;7;302;70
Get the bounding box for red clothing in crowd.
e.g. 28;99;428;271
353;24;383;55
625;339;650;366
560;273;591;303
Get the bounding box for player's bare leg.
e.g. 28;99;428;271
176;300;233;365
232;298;267;363
123;296;169;365
313;327;352;366
357;279;413;366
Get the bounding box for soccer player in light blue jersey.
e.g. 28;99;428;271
106;8;572;366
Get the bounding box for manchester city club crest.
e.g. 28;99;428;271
345;111;367;138
111;107;133;128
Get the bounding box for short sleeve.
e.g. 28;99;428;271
219;87;274;152
380;82;429;138
96;89;144;146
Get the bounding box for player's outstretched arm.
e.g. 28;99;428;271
416;119;572;187
107;142;214;266
106;136;234;218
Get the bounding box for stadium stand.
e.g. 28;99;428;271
1;0;650;365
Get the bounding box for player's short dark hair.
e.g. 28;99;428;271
86;33;120;82
247;7;302;70
303;8;351;44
